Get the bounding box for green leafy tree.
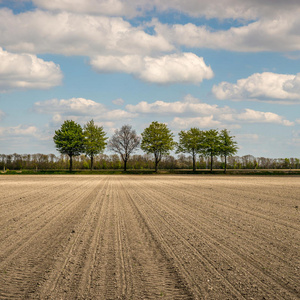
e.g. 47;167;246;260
141;121;176;172
83;119;107;170
53;120;84;172
177;128;204;172
219;129;238;173
108;125;140;172
201;129;221;173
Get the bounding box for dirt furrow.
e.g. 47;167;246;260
35;177;109;299
142;179;299;273
0;179;96;269
1;175;299;300
144;178;299;266
0;179;70;228
0;176;67;208
146;191;298;299
129;177;299;299
0;177;106;299
125;180;247;299
0;181;89;247
150;177;299;230
117;178;194;299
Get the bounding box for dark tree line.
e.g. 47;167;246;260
2;119;299;172
54;120;177;172
1;153;300;171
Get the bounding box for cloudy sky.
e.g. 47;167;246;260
0;0;300;157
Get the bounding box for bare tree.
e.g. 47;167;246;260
108;125;140;171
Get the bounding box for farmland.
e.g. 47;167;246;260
0;175;299;299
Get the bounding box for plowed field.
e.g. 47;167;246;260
0;175;299;299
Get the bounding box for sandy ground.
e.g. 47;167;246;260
0;175;299;299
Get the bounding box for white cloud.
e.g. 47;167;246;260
91;53;213;84
90;55;142;73
0;48;62;91
1;2;299;60
212;72;300;103
237;109;294;126
112;98;125;105
0;124;52;153
171;116;221;129
125;96;294;127
34;98;105;115
0;9;172;56
153;0;300;20
32;0;146;17
126;95;231;115
94;121;115;128
0;125;40;137
32;0;300;20
153;10;300;52
33;97;137;122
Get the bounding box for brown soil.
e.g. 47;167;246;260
0;175;299;299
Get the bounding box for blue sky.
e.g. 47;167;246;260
0;0;300;158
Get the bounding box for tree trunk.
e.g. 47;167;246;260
192;152;196;172
69;155;73;172
210;153;213;173
155;159;158;173
224;155;227;174
124;159;127;172
90;155;94;170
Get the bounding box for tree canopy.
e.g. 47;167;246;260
51;119;240;173
53;120;84;172
141;121;176;172
83;119;107;170
219;129;238;173
177;127;204;172
201;129;221;172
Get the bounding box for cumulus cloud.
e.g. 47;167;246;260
91;53;213;84
0;48;62;91
153;0;300;20
34;98;105;115
171;116;221;129
212;72;300;103
153;10;300;53
112;98;125;105
32;0;300;20
237;109;294;126
1;2;300;59
32;0;147;17
0;9;172;56
126;96;294;127
0;124;51;153
126;95;231;115
0;125;40;137
33;97;137;123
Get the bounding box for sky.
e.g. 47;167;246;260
0;0;300;158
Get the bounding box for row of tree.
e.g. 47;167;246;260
1;153;300;171
53;120;238;172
